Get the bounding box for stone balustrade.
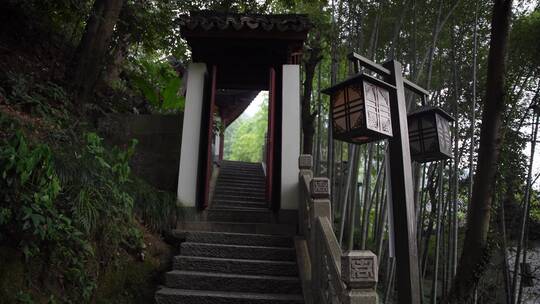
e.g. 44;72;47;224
298;154;378;304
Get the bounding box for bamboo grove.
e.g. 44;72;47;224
272;0;540;303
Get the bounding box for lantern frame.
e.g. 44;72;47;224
322;73;395;144
407;106;455;163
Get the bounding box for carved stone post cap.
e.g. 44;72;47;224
310;177;330;199
341;250;378;289
298;154;313;170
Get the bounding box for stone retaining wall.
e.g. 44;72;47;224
98;114;183;192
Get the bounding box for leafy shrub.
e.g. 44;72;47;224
0;72;70;122
0;132;95;301
128;57;185;112
0;119;178;302
55;133;144;259
129;177;179;233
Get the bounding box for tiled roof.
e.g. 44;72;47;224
178;11;311;33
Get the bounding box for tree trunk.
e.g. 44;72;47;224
314;66;322;175
446;0;513;302
101;32;129;85
301;45;322;154
69;0;124;104
469;0;479;206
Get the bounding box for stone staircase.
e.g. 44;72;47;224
211;160;268;210
207;161;274;223
155;161;304;303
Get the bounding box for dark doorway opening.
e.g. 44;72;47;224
201;67;277;211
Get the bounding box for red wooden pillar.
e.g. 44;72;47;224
266;67;276;206
204;65;217;209
219;129;224;161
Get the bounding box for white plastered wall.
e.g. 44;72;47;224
280;64;301;210
177;63;207;207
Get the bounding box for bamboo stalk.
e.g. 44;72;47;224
431;161;445;304
512;110;539;304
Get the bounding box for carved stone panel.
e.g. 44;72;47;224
299;154;313;170
341;250;378;289
310;177;330;199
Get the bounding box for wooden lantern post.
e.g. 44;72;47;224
325;52;447;303
346;52;429;304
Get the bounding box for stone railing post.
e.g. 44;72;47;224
309;178;331;255
299;154;313;178
298;155;313;237
309;177;331;222
341;251;379;304
309;177;331;304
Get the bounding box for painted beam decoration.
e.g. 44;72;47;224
322;73;394;144
407;106;455;163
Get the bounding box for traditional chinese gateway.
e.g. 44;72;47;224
155;11;379;304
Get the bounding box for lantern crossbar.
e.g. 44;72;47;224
348;52;430;98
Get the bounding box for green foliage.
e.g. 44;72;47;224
129;57;185;112
55;133;144;257
118;0;188;59
0;127;179;302
0;72;70;121
0;132;95;302
129;177;179;233
224;95;268;162
510;9;540;71
3;0;93;43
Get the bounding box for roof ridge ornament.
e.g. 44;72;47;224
178;11;311;33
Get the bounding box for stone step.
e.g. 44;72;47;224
214;189;267;196
183;231;293;247
213;203;268;210
181;242;296;261
211;205;268;211
213;194;267;202
208;208;272;223
174;255;299;276
214;193;266;200
219;165;264;174
217;177;266;184
214;187;266;195
174;222;296;236
216;182;266;190
219;170;264;175
217;176;266;183
155;288;304;304
220;170;263;176
217;173;265;179
220;166;264;174
220;168;263;173
219;171;265;178
220;161;262;167
213;199;268;208
164;271;302;294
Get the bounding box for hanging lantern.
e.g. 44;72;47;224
322;73;394;144
408;106;455;163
